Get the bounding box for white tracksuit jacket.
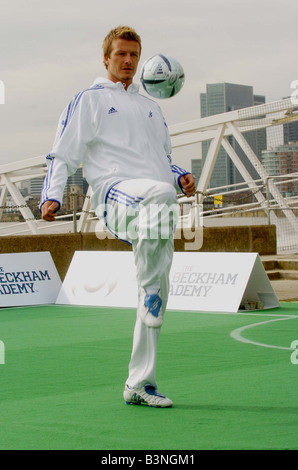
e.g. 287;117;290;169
40;77;189;217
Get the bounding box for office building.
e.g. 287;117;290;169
30;167;88;198
284;120;298;145
30;177;44;196
200;83;267;189
262;142;298;196
191;159;202;183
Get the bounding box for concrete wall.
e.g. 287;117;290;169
174;225;276;255
0;225;276;280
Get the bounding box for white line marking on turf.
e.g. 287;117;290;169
230;316;298;351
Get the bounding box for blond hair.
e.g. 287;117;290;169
102;26;142;69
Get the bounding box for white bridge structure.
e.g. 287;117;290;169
1;97;298;252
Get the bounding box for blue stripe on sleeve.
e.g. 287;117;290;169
41;158;55;204
59;85;105;138
171;164;188;176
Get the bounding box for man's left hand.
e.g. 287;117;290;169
179;174;196;197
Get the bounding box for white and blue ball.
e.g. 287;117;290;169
140;54;185;99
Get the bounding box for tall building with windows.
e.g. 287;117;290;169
191;159;202;183
65;167;85;191
262;143;298;196
284;120;298;145
200;83;267;189
30;177;44;196
30;167;88;198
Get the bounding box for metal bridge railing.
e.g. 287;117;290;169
1;97;298;253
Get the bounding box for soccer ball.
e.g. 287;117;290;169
140;54;185;99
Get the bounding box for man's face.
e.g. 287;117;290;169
104;38;141;87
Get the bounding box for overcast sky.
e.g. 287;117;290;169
0;0;297;170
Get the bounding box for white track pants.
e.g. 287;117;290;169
105;179;178;388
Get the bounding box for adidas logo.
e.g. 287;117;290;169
108;107;118;114
150;300;160;311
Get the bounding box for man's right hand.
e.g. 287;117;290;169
41;200;60;222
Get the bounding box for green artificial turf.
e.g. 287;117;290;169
0;303;297;450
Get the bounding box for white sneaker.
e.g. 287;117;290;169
138;288;163;328
124;384;173;408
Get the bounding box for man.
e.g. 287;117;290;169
41;26;195;408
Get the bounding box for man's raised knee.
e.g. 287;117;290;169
153;182;177;204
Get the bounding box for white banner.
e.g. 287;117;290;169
56;251;137;308
167;252;279;312
0;252;62;307
56;251;279;313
